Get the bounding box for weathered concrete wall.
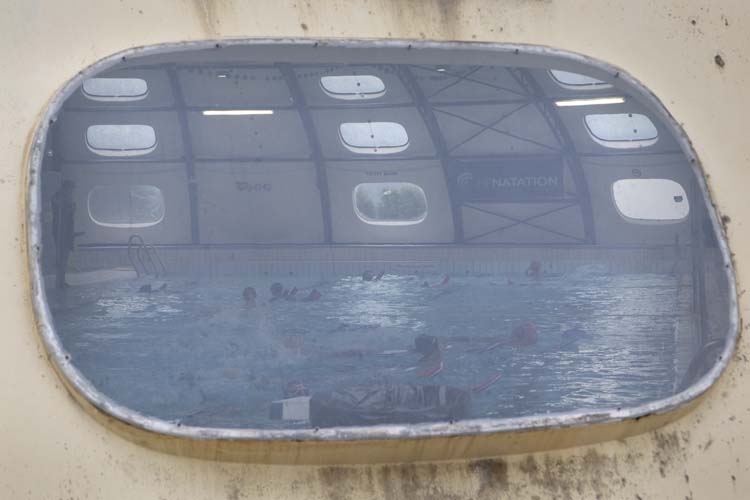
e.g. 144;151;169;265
2;0;749;498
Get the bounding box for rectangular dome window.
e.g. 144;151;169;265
82;78;149;101
339;122;409;154
549;69;612;90
87;185;165;228
612;178;689;222
353;182;427;225
85;124;157;157
320;75;386;100
584;113;658;149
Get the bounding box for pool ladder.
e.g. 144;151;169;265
127;235;166;279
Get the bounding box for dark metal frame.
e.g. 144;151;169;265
397;65;464;241
57;61;662;247
278;63;334;242
509;67;597;244
166;66;201;244
463;202;586;243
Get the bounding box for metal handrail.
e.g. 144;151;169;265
137;243;158;277
127;235;146;278
127;235;167;278
146;244;167;278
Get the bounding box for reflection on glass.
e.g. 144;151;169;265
549;69;612;90
584;113;658;149
38;50;733;433
354;182;428;225
82;78;149;101
88;185;165;228
320;75;386;100
85;124;157;156
339;122;409;154
612;178;689;222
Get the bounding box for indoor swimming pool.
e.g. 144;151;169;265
48;267;691;428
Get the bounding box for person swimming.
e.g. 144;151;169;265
242;286;257;308
509;321;538;347
283;380;310;398
362;270;385;282
525;260;543;280
412;334;443;378
270;282;286;301
301;289;322;302
478;321;539;352
138;283;167;293
270;282;321;302
421;274;450;288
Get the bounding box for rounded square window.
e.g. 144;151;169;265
584;113;658;149
612;178;689;222
320;75;386;100
28;41;736;451
88;185;165;228
85;124;157;156
339;121;409;154
82;78;149;102
353;182;428;225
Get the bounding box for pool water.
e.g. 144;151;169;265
48;268;689;429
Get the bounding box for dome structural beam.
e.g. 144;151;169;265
397;65;464;243
509;67;597;244
166;64;201;244
279;63;333;243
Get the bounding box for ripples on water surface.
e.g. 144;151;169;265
49;268;687;428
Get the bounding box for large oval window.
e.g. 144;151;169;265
29;41;736;444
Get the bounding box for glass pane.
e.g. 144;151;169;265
85;124;157;156
585;113;658;148
339;122;409;154
613;178;689;222
35;44;734;435
320;75;386;100
353;182;428;225
549;69;611;89
88;185;165;228
82;78;149;101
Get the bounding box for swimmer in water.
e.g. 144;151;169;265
525;260;543;280
413;334;443;377
479;321;539;351
300;289;322;302
270;282;286;301
283;380;309;398
362;270;386;282
242;287;257;308
138;283;167;293
270;282;322;302
421;274;450;288
509;321;538;347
